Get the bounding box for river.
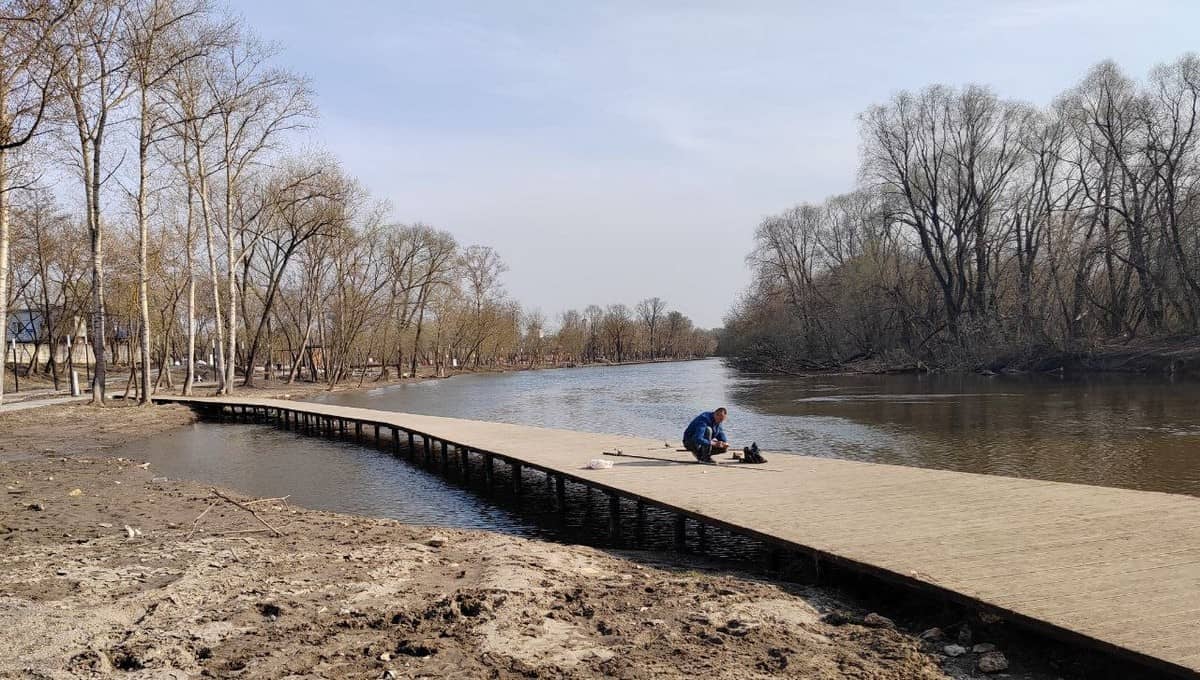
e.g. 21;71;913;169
309;358;1200;497
114;358;1200;535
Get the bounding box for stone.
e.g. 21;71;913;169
972;643;997;654
957;624;973;645
819;611;850;626
68;488;82;497
977;651;1009;673
918;627;943;641
424;535;448;548
378;652;391;662
863;613;895;629
718;619;761;636
28;502;45;511
942;644;967;657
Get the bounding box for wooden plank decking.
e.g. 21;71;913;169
153;395;1200;677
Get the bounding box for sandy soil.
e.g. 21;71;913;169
0;404;1102;679
1;457;948;680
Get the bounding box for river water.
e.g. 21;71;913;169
311;358;1200;497
115;358;1200;537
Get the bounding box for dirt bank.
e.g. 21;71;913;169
0;405;1110;679
1;463;941;678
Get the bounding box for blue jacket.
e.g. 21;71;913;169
683;411;727;447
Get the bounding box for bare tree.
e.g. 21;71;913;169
206;29;312;393
636;296;666;359
0;0;74;403
55;0;135;404
124;0;209;402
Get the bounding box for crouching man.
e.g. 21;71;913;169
683;407;729;463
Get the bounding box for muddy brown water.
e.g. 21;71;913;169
114;358;1200;544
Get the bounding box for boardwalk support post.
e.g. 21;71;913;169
355;422;362;442
512;462;523;497
441;441;449;473
608;493;621;543
391;428;400;456
673;514;686;553
635;500;646;547
555;475;566;515
407;432;415;458
374;424;380;446
460;447;470;478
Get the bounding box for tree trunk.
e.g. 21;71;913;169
0;144;9;405
136;97;152;404
197;150;225;393
88;144;106;406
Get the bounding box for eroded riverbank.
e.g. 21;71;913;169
0;404;1161;679
0;415;941;679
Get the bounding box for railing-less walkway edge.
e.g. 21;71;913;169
152;395;1200;678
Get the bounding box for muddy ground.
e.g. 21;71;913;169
0;404;1125;679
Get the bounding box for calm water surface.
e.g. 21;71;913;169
115;358;1200;537
311;358;1200;496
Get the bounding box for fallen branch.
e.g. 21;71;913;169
210;488;286;537
242;495;290;507
185;501;219;540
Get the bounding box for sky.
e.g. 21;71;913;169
236;0;1199;328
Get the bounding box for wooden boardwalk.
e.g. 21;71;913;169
154;395;1200;677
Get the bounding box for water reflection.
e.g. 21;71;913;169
114;423;538;532
112;423;766;556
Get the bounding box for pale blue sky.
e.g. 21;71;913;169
237;1;1198;328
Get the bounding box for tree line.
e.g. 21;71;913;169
0;0;715;404
722;55;1200;373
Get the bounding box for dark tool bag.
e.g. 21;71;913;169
742;442;767;464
